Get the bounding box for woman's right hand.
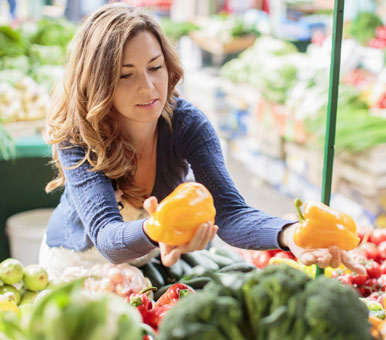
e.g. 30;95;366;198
143;196;218;267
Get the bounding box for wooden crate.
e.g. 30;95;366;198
189;31;256;56
5;119;45;139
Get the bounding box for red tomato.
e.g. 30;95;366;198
251;251;271;269
378;274;386;292
337;274;352;286
356;286;367;297
376;26;386;40
266;249;281;257
369;291;386;306
349;250;367;263
350;273;368;286
361;243;379;261
364;278;381;294
357;226;373;243
378;241;386;261
366;261;382;279
370;229;386;245
273;252;292;259
380;262;386;275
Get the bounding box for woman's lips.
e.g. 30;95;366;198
136;99;158;109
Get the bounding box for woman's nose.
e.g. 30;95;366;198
137;72;154;95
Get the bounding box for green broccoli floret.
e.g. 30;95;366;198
243;264;311;310
303;276;373;340
242;264;311;340
158;291;246;340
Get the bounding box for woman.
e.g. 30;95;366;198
40;3;365;279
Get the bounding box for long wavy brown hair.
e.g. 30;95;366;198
45;3;184;207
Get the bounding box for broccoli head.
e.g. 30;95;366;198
303;276;373;340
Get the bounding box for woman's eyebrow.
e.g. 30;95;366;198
122;54;162;67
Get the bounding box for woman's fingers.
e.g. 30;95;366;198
328;246;341;269
299;247;366;275
210;225;219;241
143;196;158;215
177;223;218;253
341;251;367;275
159;242;181;267
184;223;210;252
299;252;316;266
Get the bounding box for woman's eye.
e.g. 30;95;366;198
120;73;132;79
150;66;162;71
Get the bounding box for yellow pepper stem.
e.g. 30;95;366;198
294;198;305;222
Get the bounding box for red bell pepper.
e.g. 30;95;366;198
144;304;173;331
155;283;194;307
143;335;154;340
126;287;156;320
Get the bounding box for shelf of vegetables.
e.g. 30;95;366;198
0;18;77;261
182;21;386;228
0;242;385;339
0;174;385;339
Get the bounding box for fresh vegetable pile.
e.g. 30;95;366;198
0;258;49;309
0;280;145;340
157;264;373;340
139;248;255;292
1;191;385;339
333;227;386;302
0;18;77;123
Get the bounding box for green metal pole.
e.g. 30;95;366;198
316;0;345;277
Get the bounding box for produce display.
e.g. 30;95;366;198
2;239;385;339
0;280;144;340
2;182;385;339
0;18;76;123
220;34;386;153
158;265;372;340
0;259;49;308
0;77;50;122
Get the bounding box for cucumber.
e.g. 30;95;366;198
179;259;193;276
166;261;183;280
201;249;234;267
212;247;245;263
181;252;219;271
153;261;177;284
140;262;165;288
180;277;211;290
217;262;256;273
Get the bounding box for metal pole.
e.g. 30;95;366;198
316;0;345;277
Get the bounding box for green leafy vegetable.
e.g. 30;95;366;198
346;12;383;45
30;18;76;50
0;280;143;340
158;265;373;340
0;26;27;57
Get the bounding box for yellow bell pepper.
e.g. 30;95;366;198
268;257;304;271
293;199;360;251
145;182;216;246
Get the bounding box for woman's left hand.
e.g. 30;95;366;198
280;223;366;275
143;196;218;267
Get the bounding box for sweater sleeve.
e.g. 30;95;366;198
57;143;157;264
174;101;294;250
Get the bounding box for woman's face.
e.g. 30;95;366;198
113;30;169;125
